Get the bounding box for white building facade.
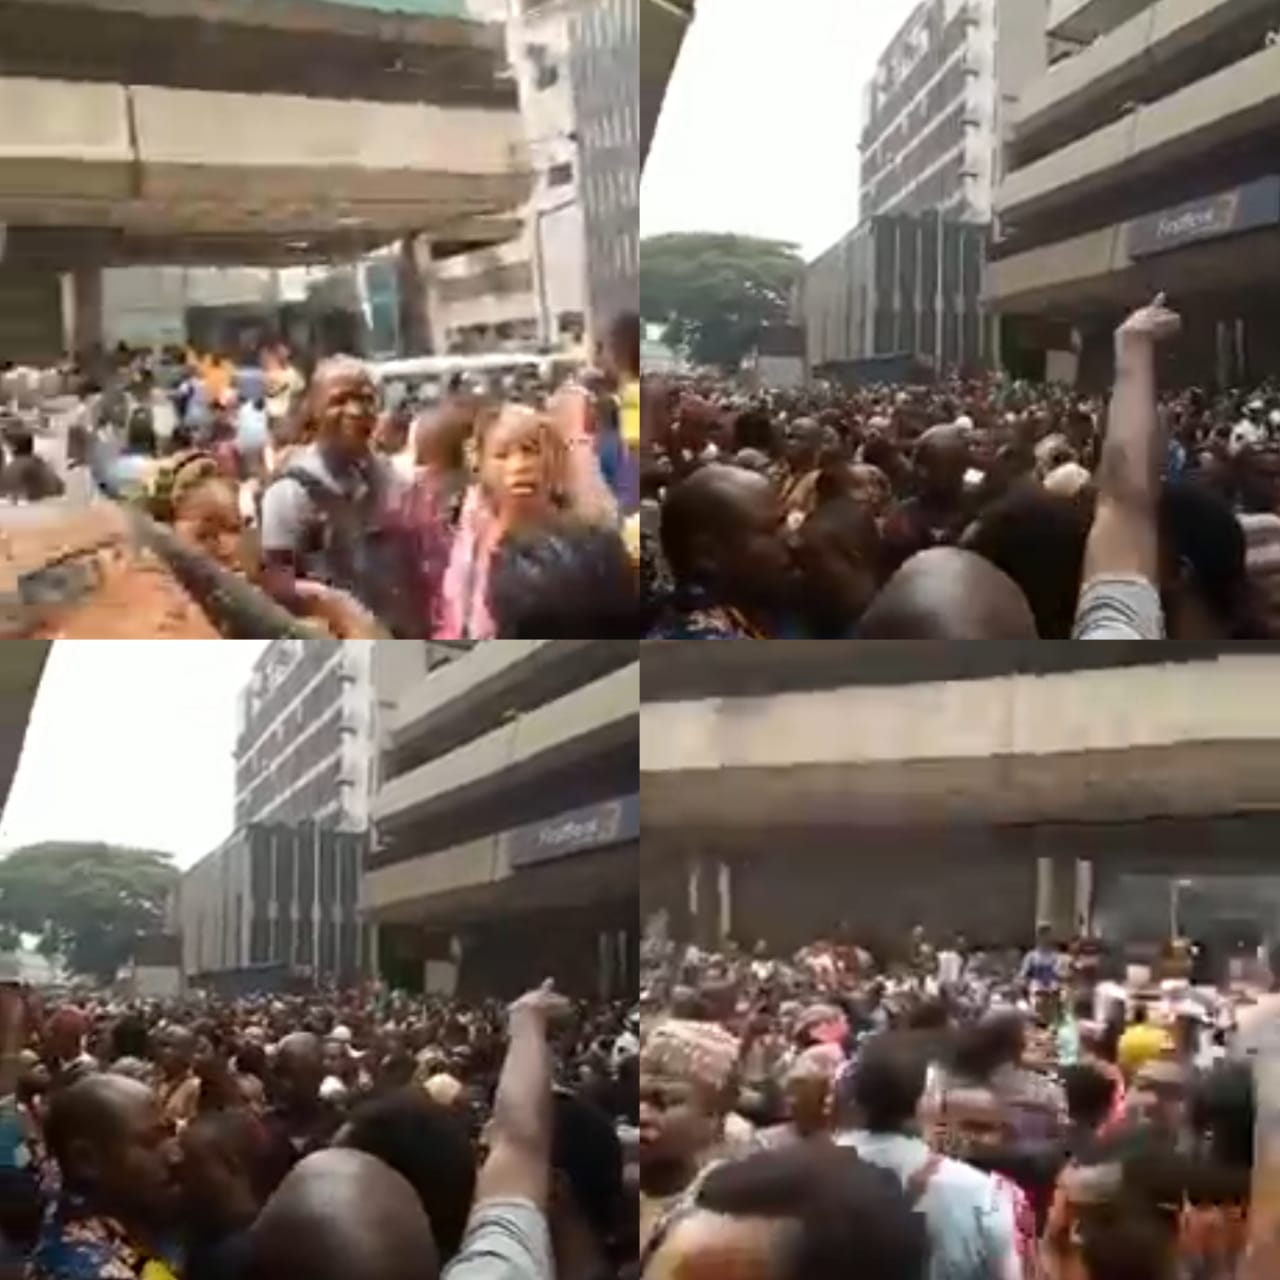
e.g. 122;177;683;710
431;0;588;349
859;0;1048;224
234;640;378;833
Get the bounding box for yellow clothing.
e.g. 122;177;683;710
620;379;640;449
1117;1022;1173;1078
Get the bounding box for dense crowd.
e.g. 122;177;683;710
640;295;1280;639
0;315;642;639
637;924;1278;1280
0;981;637;1280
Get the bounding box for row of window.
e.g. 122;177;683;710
864;2;971;148
863;58;968;186
237;706;344;824
864;108;968;215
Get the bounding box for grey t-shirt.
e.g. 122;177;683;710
1072;575;1165;640
259;444;359;557
442;1199;553;1280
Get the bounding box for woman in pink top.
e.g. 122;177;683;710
435;391;616;639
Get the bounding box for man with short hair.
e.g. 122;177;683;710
29;1074;184;1280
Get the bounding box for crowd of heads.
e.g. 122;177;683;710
2;316;643;639
636;926;1273;1280
0;982;638;1280
640;304;1280;639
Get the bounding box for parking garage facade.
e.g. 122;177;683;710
986;0;1280;388
641;646;1280;963
366;641;637;1001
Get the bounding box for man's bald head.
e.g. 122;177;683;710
659;464;790;605
858;547;1038;639
245;1149;439;1280
914;424;971;501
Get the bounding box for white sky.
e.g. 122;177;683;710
641;0;922;259
0;641;267;870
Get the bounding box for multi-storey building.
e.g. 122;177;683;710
860;0;1047;222
365;640;637;999
568;0;639;341
179;822;366;988
803;0;1047;376
987;0;1280;387
804;212;991;373
432;0;589;350
643;647;1280;971
234;640;460;834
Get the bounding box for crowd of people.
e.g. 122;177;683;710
0;981;637;1280
0;315;642;639
637;924;1279;1280
640;295;1280;640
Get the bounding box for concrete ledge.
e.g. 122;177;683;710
985;218;1280;310
131;86;526;175
1048;0;1151;41
998;41;1280;219
1020;0;1277;149
7;0;500;49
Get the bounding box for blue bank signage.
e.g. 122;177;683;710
1128;176;1280;259
507;795;639;868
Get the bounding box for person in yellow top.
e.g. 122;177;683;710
1116;1002;1174;1079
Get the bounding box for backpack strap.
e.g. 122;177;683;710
905;1153;943;1208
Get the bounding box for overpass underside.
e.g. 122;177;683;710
640;0;691;168
0;642;50;819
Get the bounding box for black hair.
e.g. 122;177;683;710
733;409;776;455
551;1093;624;1246
695;1144;928;1280
950;1014;1024;1081
125;407;157;456
607;311;640;378
1190;1061;1254;1170
846;1033;927;1133
1158;480;1249;635
489;518;639;638
964;483;1090;639
1062;1063;1117;1133
109;1014;150;1062
340;1087;476;1262
7;428;34;458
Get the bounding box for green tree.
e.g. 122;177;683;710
0;842;178;982
640;233;803;370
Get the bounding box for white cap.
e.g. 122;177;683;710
954;414;974;431
329;1025;353;1045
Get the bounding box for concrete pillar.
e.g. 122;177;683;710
1035;853;1077;940
717;861;733;947
68;266;103;359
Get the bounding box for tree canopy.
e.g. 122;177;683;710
640;233;804;370
0;842;179;982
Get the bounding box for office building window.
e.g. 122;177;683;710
548;160;574;187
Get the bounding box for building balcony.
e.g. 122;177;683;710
1016;0;1279;159
1048;0;1153;43
375;661;638;831
996;39;1280;222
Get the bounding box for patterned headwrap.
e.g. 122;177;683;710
640;1018;740;1094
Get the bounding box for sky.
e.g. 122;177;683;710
641;0;922;260
0;641;267;870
